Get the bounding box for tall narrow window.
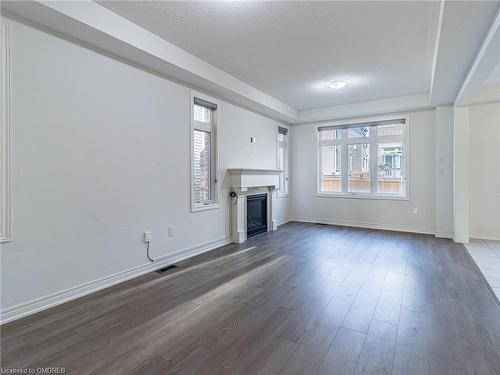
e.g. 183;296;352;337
192;96;218;210
277;126;288;196
318;118;408;199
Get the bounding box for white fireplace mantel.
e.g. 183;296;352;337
227;168;282;190
227;168;282;243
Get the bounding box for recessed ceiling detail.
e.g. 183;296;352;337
98;1;440;110
3;0;498;120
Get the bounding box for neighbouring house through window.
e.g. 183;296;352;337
192;96;218;210
318;118;408;198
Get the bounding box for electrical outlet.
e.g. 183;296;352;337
144;231;152;243
412;208;418;215
168;226;174;237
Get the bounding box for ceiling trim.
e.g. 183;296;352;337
455;8;500;106
1;0;298;122
429;0;445;103
295;93;432;124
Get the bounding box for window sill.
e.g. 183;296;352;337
191;203;220;213
316;192;409;201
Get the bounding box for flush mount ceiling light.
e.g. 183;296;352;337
327;80;350;90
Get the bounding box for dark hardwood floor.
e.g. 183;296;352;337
1;222;500;374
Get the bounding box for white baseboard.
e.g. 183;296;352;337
435;231;454;239
276;218;291;227
292;216;436;235
470;234;500;241
0;236;231;325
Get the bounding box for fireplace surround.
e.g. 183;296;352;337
228;168;281;243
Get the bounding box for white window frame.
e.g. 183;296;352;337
317;115;410;200
276;125;289;197
190;91;220;212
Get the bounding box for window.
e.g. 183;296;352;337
191;96;218;211
277;126;288;196
348;143;370;193
318;118;408;199
320;145;341;192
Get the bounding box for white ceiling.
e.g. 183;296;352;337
98;1;440;110
486;61;500;85
4;0;497;119
430;0;500;105
468;62;500;105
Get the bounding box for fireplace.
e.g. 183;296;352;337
228;168;280;243
246;194;267;238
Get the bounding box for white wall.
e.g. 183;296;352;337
435;106;454;238
291;110;438;234
0;18;290;317
453;106;471;243
469;102;500;240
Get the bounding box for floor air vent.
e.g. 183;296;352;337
155;265;179;274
